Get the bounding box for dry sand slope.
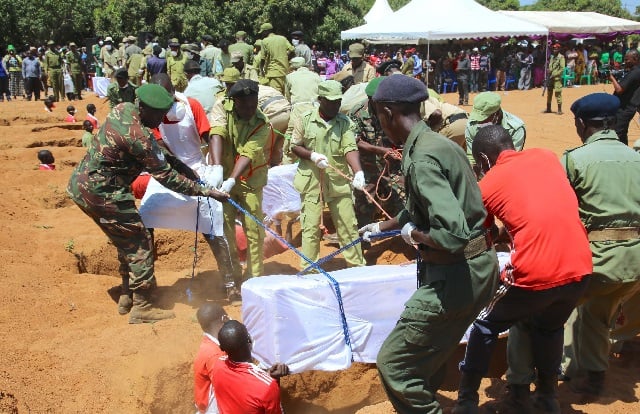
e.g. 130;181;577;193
0;84;638;413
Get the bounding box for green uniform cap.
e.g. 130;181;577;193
289;56;306;69
221;67;241;83
469;92;501;122
236;30;247;38
259;23;273;34
47;40;55;46
348;43;365;58
168;38;180;47
318;80;343;101
7;44;15;51
365;76;386;97
136;83;174;111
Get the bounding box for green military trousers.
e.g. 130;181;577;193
72;198;155;291
223;180;264;280
546;78;562;106
610;291;640;353
299;192;365;269
71;72;83;98
377;250;498;414
49;69;63;102
561;277;640;377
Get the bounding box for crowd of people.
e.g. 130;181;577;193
10;22;640;414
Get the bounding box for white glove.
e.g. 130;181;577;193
208;165;224;189
358;222;380;242
352;171;365;191
310;152;329;169
401;222;418;245
220;177;236;194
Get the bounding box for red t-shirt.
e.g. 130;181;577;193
194;334;225;413
85;114;99;130
212;357;283;414
480;149;592;290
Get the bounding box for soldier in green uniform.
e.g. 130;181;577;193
67;83;227;323
291;80;367;269
559;93;640;395
229;31;254;66
284;56;321;164
258;22;294;95
166;38;188;92
124;36;144;86
100;36;120;79
44;40;63;102
544;42;565;114
347;76;405;228
209;79;270;282
361;75;499;414
107;68;137;109
66;42;83;100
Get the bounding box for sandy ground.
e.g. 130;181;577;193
0;84;638;414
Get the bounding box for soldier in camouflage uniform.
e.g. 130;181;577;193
67;83;227;324
347;77;405;228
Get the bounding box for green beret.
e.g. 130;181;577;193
136;84;174;111
365;76;386;97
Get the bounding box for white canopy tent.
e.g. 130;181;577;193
499;11;640;38
341;0;548;43
364;0;394;24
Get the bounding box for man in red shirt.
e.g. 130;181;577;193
194;303;229;414
452;125;592;414
212;321;288;414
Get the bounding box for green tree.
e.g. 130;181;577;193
477;0;520;10
525;0;632;19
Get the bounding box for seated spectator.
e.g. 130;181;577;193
194;303;230;414
212;320;289;414
86;103;99;130
81;120;94;148
37;149;55;170
65;105;77;123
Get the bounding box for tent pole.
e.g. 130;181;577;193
544;34;549;94
426;40;430;86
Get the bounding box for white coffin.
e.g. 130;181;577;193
242;264;417;373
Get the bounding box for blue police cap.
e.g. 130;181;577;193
570;93;620;120
372;75;428;103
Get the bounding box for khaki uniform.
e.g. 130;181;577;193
210;99;271;279
44;50;63;101
258;85;291;166
284;67;322;163
546;53;565;106
100;46;120;78
229;42;254;66
260;33;294;94
125;44;144;85
338;61;375;84
65;50;83;98
166;52;188;92
422;97;468;149
291;108;366;269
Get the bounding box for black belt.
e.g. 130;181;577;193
419;232;491;265
445;112;468;125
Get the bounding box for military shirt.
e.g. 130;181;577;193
465;110;526;164
285;67;321;104
201;45;223;75
210;99;270;189
401;56;415;75
67;102;206;208
347;97;384;182
44;50;62;71
261;33;294;78
396;121;486;254
338;61;375;84
562;129;640;283
65;50;83;73
294;43;312;68
100;47;120;71
292;108;358;199
167;52;188;89
549;53;565;79
106;81;137;109
229;42;254;66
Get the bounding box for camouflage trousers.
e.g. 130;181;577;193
354;172;405;228
71;196;156;292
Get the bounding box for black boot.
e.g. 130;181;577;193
543;103;552;113
533;374;560;413
451;372;483;414
494;383;533;414
557;104;563;115
569;370;605;397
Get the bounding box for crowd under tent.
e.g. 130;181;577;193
499;11;640;41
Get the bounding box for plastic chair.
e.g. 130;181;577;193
580;65;594;85
562;66;575;87
487;70;496;91
442;71;457;93
505;74;516;90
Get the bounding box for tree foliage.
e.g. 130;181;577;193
524;0;632;19
477;0;520;11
